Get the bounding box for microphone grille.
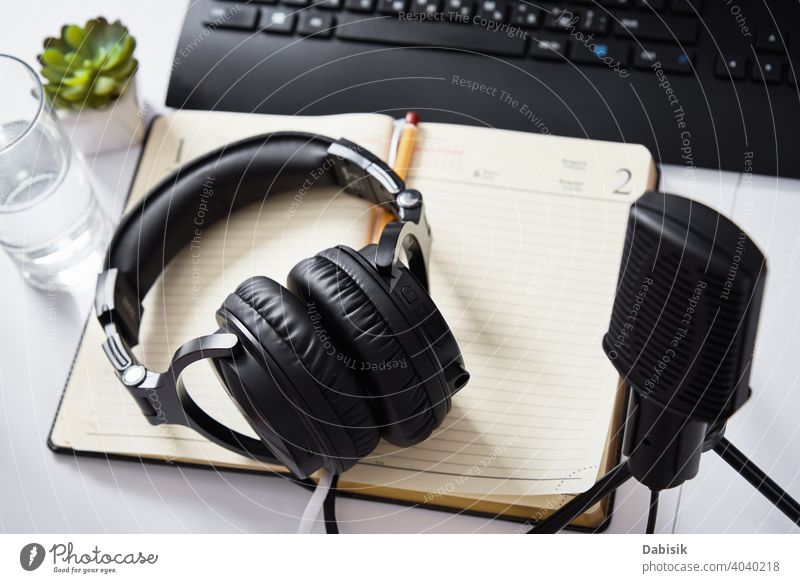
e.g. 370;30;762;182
603;193;765;421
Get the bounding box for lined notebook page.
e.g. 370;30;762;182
51;111;655;504
345;122;655;498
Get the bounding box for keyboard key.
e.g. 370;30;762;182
345;0;375;10
580;9;610;35
510;3;540;29
545;8;579;32
409;0;441;14
715;55;747;80
377;0;406;14
752;58;783;84
298;11;335;36
614;14;698;43
671;0;703;14
336;13;527;56
633;45;693;74
756;28;787;53
570;39;630;67
261;7;296;33
445;0;472;20
529;34;569;60
205;4;259;30
476;0;507;22
632;47;658;68
314;0;342;8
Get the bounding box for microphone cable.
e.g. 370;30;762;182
324;474;340;534
646;490;659;534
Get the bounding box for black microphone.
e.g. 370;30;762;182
530;191;799;533
603;191;766;490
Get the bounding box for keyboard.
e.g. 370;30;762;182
167;0;800;178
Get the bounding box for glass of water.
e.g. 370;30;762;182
0;54;111;290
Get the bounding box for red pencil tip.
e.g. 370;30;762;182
405;111;420;125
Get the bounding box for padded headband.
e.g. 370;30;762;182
101;132;409;345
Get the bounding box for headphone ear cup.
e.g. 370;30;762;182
287;246;449;447
217;276;379;474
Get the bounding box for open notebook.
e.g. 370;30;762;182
50;110;657;529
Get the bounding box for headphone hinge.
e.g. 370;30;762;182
375;195;433;291
97;323;158;417
95;268;144;346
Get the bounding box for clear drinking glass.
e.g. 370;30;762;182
0;54;111;290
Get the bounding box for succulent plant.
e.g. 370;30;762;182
38;17;138;111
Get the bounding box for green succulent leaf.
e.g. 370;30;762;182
62;25;87;50
39;48;68;72
92;75;118;97
101;35;136;72
58;84;91;103
109;58;138;81
62;69;93;87
40;66;66;84
40;16;137;110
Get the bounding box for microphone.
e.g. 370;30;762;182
603;191;765;490
529;192;800;533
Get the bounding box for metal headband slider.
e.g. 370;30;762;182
95;268;143;345
328;139;405;205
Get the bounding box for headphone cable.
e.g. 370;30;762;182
297;468;334;534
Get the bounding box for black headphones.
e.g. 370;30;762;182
95;132;470;479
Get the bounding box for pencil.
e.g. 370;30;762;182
368;111;419;244
394;111;419;181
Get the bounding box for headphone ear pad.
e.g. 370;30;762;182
287;247;440;447
218;276;380;471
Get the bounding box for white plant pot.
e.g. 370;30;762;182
56;79;144;157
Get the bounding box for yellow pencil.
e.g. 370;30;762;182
368;112;419;244
394;111;419;181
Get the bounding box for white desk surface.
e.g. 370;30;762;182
1;0;798;534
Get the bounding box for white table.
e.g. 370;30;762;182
1;0;798;534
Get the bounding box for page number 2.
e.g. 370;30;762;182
613;168;632;195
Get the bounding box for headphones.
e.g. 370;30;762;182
95;132;470;479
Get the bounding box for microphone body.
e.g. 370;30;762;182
604;192;766;491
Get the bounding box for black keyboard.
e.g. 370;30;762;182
167;0;800;177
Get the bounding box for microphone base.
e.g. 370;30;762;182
528;425;800;533
623;389;709;491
